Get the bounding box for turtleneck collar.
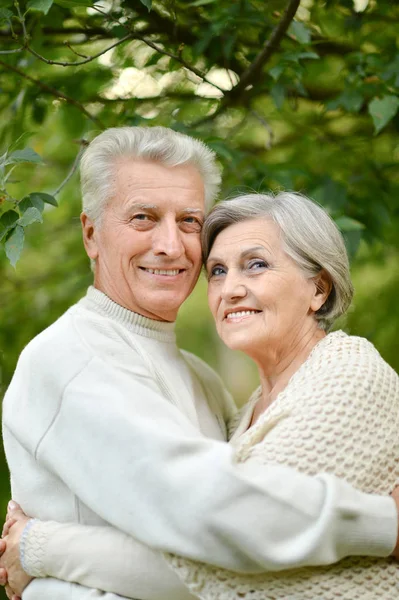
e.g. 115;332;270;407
79;286;177;343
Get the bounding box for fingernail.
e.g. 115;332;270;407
8;500;17;510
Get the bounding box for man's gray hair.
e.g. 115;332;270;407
202;191;354;331
81;126;221;222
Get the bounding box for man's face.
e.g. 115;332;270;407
82;158;205;321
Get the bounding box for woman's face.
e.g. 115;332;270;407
206;218;325;362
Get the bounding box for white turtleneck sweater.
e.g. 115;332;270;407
2;288;397;600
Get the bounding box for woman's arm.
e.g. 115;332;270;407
0;505;194;600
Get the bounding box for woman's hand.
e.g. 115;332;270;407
0;502;33;599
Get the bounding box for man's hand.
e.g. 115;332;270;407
391;486;399;560
0;502;33;599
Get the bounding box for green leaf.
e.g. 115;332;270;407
284;51;319;63
269;64;285;81
5;147;44;166
53;0;93;6
368;95;399;134
19;194;45;213
0;7;13;25
0;210;19;230
342;229;362;260
17;207;43;227
327;89;364;113
7;133;35;155
188;0;216;5
27;0;53;14
270;82;286;110
288;21;311;45
335;215;365;232
139;0;152;10
30;192;58;207
5;225;24;268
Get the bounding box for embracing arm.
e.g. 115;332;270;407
8;516;193;600
5;357;398;575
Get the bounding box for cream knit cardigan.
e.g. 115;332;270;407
165;331;399;600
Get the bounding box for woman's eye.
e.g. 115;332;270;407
248;259;268;270
209;265;226;278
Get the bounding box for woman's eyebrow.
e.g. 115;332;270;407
240;245;266;257
206;246;267;267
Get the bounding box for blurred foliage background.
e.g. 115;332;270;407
0;0;398;594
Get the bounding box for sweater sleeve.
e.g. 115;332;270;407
22;520;195;600
30;357;396;574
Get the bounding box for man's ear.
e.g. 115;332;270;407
81;213;99;260
310;270;332;313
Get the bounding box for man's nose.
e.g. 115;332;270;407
153;220;184;259
221;270;247;302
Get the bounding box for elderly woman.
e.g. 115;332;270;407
2;192;399;599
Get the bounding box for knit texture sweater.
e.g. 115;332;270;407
17;330;398;600
165;332;399;599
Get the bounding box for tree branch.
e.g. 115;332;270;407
0;60;104;128
91;6;226;95
25;34;133;66
229;0;301;100
53;141;88;197
0;48;23;55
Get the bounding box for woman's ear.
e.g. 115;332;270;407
310;270;332;312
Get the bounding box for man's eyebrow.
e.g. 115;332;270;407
127;202;158;210
181;208;204;214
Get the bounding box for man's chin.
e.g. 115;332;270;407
145;292;186;322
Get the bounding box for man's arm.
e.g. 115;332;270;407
6;358;398;574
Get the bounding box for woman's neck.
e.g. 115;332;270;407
251;325;326;425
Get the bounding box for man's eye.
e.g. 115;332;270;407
181;217;202;232
132;214;150;221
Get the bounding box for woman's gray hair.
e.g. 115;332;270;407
202;191;354;330
80;126;221;222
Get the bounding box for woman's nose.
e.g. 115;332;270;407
221;271;247;301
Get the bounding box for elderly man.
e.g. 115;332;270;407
1;126;398;600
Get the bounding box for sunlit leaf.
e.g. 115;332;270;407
53;0;93;6
5;225;24;267
270;82;286;109
27;0;53;14
18;207;43;227
139;0;152;11
335;215;365;232
19;195;45;213
7;133;35;155
288;21;311;45
0;7;13;25
5;148;43;166
30;192;58;207
368;95;399;134
189;0;216;6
